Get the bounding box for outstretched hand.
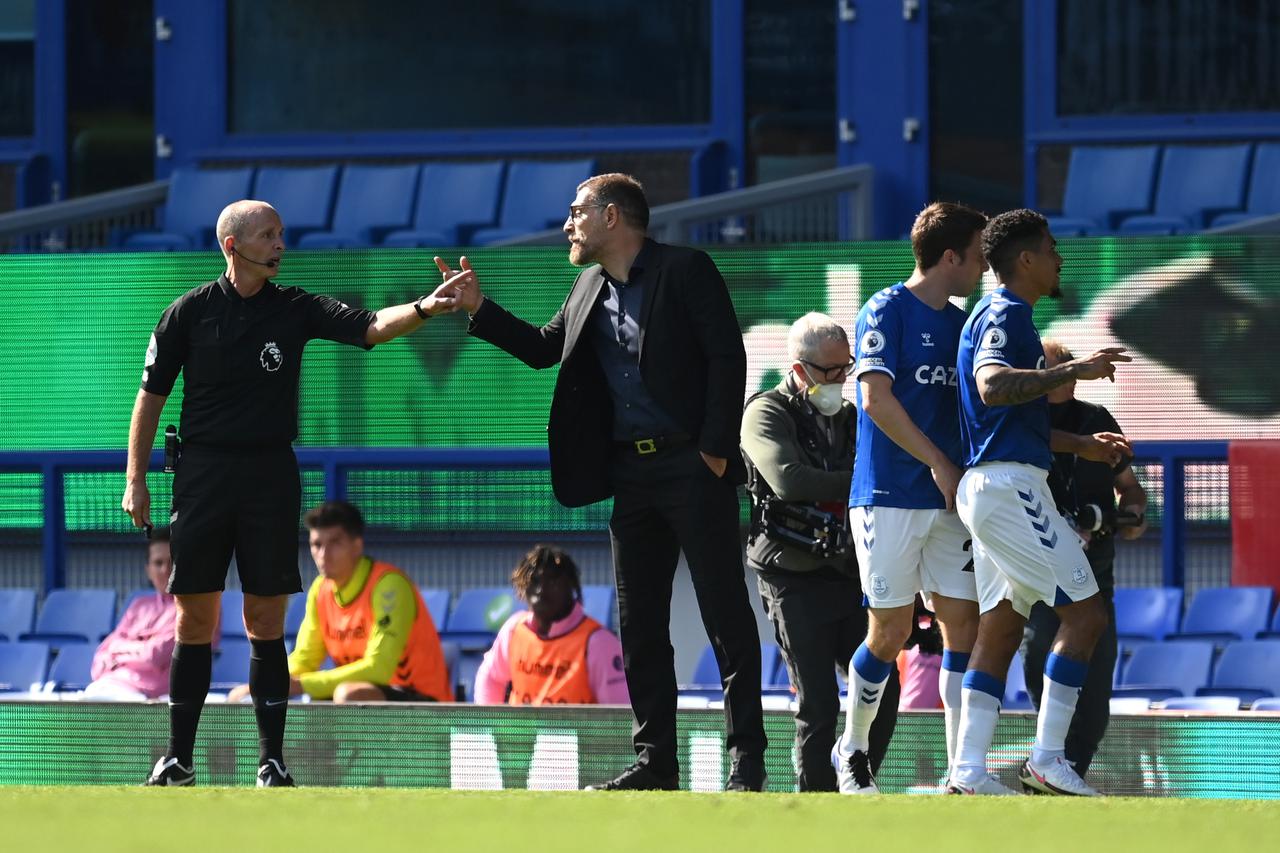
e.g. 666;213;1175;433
417;266;476;317
434;255;483;314
1070;347;1131;382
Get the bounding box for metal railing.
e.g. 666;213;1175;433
493;164;876;246
0;440;1227;595
0;180;168;252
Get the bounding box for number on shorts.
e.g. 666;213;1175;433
962;539;974;573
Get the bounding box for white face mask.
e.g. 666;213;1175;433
801;366;845;416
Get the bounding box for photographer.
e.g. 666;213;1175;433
740;313;898;792
1021;339;1148;779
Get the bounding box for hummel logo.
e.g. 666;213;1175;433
921;332;933;347
865;313;881;328
988;313;1006;326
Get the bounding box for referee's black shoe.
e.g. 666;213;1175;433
144;756;195;787
256;759;296;788
725;755;767;792
584;762;679;791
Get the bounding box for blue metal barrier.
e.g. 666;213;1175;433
0;441;1229;595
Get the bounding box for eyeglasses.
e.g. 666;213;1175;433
800;359;856;382
568;203;609;220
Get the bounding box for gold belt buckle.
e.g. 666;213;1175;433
634;438;658;455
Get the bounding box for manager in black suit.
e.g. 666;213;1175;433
437;173;767;791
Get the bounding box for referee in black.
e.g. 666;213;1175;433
122;199;469;787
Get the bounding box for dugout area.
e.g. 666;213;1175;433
0;702;1275;798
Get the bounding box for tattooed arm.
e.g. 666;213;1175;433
975;347;1131;407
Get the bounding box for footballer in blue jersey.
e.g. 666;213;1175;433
948;209;1132;798
835;202;989;795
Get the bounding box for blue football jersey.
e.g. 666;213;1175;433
957;288;1052;469
850;283;967;509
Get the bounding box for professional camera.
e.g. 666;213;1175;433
1071;503;1144;536
752;496;851;558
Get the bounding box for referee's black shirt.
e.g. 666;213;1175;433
141;275;375;450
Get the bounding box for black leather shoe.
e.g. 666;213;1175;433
585;763;679;791
725;755;767;792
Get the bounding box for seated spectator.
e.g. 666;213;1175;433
83;528;178;700
474;545;628;705
228;500;451;703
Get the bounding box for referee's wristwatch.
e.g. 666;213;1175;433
414;296;430;320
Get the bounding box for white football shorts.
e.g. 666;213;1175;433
956;462;1099;617
851;505;978;609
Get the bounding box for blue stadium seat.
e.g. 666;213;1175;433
441;587;519;651
1262;603;1280;640
46;644;96;692
285;593;308;639
1167;586;1273;644
1250;697;1280;711
1113;640;1214;701
0;641;50;693
760;642;787;691
455;650;485;703
210;638;252;691
252;164;340;244
1195;640;1280;705
295;163;420;248
1004;651;1033;710
1047;145;1160;235
1158;696;1241;712
219;590;246;640
440;640;461;696
1211;143;1280;228
470;159;596;245
1118;144;1253;234
21;589;117;648
420;587;450;630
382;161;506;248
580;584;615;629
0;588;36;641
683;641;782;697
123;166;255;250
1114;586;1183;642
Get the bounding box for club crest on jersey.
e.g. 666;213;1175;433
981;326;1007;351
1071;566;1089;586
860;329;886;355
260;341;284;372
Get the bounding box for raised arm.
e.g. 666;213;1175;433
364;268;470;345
976;347;1130;407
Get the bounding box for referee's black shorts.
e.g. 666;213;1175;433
168;446;303;597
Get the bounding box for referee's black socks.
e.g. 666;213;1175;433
249;637;289;766
168;642;212;767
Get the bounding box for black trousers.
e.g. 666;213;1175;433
756;567;899;791
1021;589;1116;776
608;443;767;777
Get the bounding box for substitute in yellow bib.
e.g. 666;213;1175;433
229;501;452;703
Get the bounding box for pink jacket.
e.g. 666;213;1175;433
89;592;178;699
473;601;629;705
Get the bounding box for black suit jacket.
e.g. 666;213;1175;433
468;239;748;508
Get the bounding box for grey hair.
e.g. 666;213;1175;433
787;312;849;362
215;200;277;253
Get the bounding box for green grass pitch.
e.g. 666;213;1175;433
4;787;1279;852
